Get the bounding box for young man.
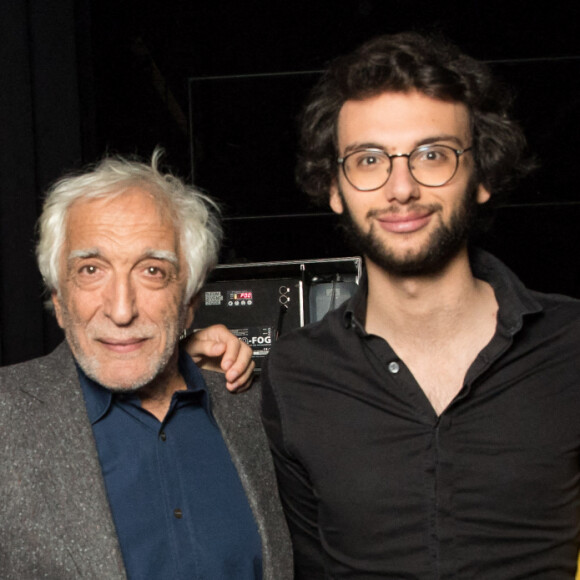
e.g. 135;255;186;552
262;33;580;578
0;152;291;579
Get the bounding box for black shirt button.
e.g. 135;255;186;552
160;431;167;441
174;508;183;519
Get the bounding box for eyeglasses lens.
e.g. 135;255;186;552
344;145;460;190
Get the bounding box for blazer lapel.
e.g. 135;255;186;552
202;370;293;580
20;344;126;578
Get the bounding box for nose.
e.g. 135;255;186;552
383;156;420;204
103;275;138;326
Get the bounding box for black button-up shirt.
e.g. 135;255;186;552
262;249;580;579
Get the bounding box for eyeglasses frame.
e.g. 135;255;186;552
337;144;473;191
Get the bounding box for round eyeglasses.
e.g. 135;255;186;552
337;144;473;190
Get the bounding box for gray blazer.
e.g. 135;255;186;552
0;343;292;579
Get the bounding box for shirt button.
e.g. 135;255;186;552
173;508;183;519
388;361;400;374
160;431;167;441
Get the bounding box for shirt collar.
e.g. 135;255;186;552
342;248;544;337
343;271;369;336
77;346;211;425
469;247;543;334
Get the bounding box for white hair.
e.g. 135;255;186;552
37;149;222;306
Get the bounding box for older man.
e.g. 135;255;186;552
262;33;580;578
0;152;291;579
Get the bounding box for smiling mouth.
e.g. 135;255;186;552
97;338;149;353
376;211;433;233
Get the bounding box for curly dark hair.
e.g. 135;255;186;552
297;32;534;213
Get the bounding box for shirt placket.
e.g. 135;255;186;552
156;398;200;579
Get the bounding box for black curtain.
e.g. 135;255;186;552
0;0;91;365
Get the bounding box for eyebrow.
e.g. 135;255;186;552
342;134;467;156
67;248;179;266
415;134;466;148
144;250;179;266
68;248;100;261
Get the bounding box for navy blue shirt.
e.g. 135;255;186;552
78;349;262;579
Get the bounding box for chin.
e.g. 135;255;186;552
99;377;154;393
374;245;464;277
77;354;169;392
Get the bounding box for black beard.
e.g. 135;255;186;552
337;181;479;277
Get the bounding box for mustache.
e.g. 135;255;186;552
84;324;160;341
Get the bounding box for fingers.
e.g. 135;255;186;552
223;339;254;391
185;325;256;393
216;328;247;373
185;324;235;365
226;358;256;393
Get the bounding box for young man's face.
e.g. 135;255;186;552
52;188;194;391
330;90;490;276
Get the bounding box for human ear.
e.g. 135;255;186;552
51;292;65;329
476;183;491;205
329;183;345;215
184;293;200;329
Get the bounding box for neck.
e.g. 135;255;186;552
364;247;494;340
138;351;187;421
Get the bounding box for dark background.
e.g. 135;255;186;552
1;1;579;365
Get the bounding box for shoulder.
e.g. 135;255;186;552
531;289;580;311
0;343;82;424
202;369;262;426
477;249;580;338
269;303;347;360
528;290;580;333
0;342;76;392
520;291;580;361
264;301;355;389
201;369;272;458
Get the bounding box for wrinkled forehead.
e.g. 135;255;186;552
67;185;178;229
62;187;182;260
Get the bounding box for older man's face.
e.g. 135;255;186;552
52;188;194;391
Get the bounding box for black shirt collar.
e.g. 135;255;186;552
343;248;543;336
